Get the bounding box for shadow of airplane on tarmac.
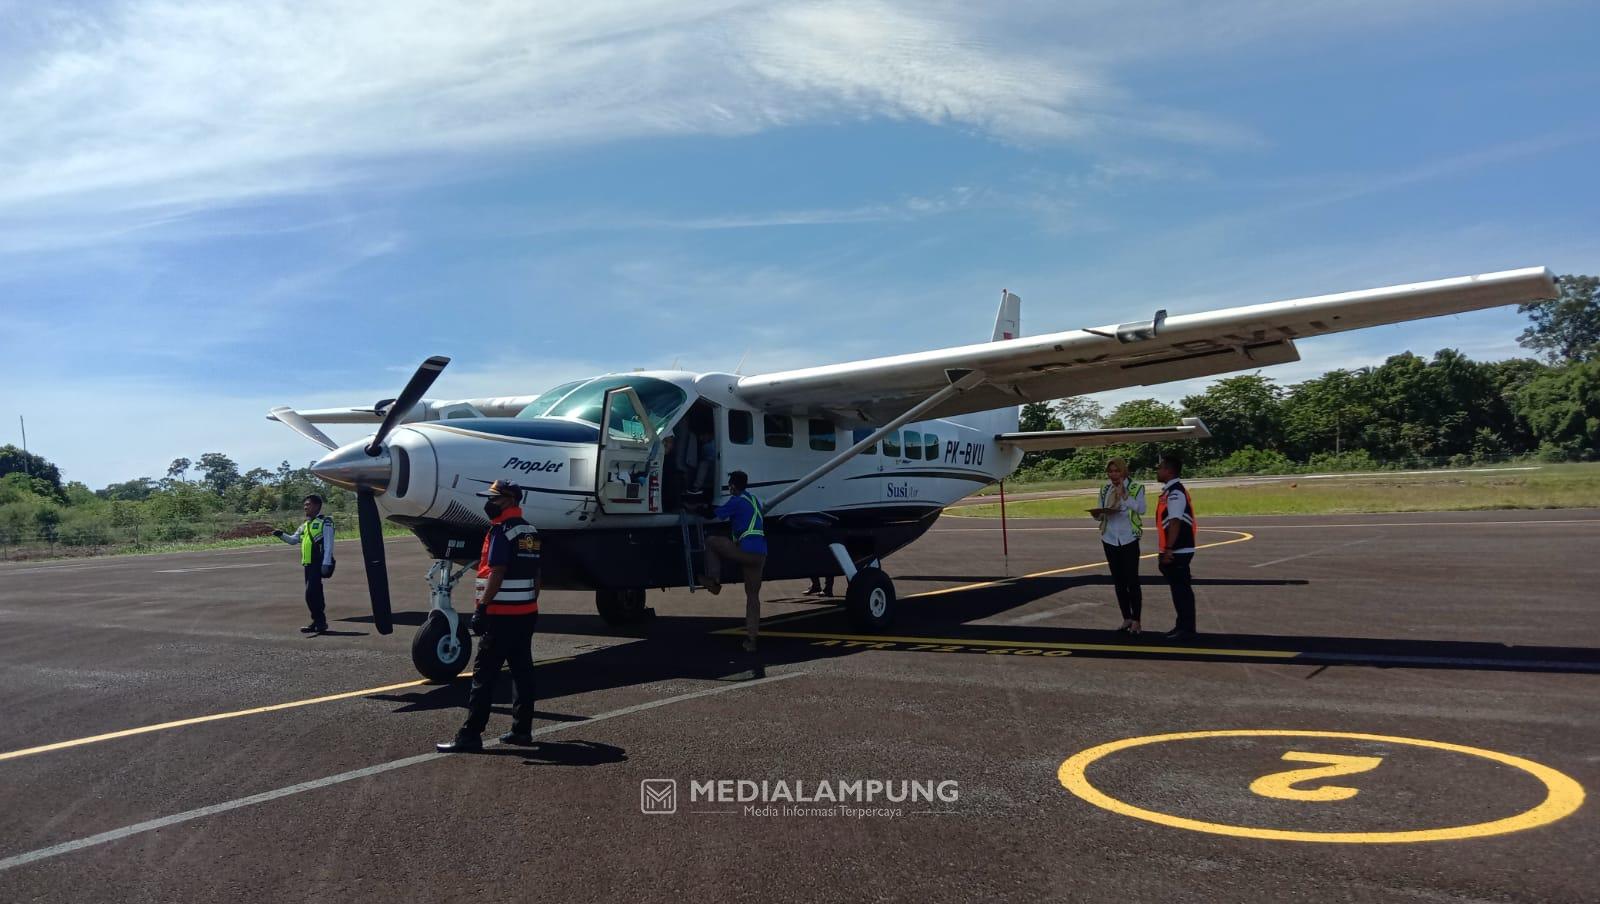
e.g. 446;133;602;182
345;569;1600;727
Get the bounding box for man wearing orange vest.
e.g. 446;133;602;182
438;480;542;753
1155;453;1198;640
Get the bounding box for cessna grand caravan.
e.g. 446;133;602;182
270;267;1556;679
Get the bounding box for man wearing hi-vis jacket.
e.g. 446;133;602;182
273;494;335;634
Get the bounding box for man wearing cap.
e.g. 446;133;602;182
273;494;335;634
438;480;543;753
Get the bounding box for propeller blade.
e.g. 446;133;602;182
269;406;338;451
356;489;393;635
366;356;449;456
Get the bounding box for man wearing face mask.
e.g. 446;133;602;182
437;480;542;753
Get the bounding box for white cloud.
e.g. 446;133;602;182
0;0;1288;245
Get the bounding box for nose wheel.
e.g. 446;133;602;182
412;612;472;681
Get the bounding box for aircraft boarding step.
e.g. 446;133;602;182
679;512;706;592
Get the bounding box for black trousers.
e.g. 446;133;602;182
1102;540;1142;621
1158;552;1196;632
302;564;326;626
462;614;538;736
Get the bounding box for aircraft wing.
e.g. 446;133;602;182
268;396;537;425
996;417;1211;452
732;267;1556;425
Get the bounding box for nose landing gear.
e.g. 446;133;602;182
411;560;473;681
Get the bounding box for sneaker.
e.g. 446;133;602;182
700;577;721;595
802;587;822;597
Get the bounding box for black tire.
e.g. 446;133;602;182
411;612;472;681
596;588;649;627
846;567;896;630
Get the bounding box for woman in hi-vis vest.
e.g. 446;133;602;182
1091;458;1147;634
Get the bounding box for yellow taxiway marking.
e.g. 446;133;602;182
1058;729;1586;843
726;529;1256;631
904;530;1254;600
744;628;1298;660
0;657;575;764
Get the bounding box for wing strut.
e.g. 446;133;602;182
763;370;988;511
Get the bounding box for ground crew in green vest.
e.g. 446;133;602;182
1090;457;1147;634
438;480;542;753
699;470;767;653
273;494;335;634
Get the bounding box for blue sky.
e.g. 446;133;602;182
1;0;1596;488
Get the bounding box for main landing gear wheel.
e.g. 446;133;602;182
412;612;471;681
846;567;896;630
596;588;652;627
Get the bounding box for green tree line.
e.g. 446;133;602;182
0;449;358;551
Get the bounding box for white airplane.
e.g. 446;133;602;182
269;267;1555;680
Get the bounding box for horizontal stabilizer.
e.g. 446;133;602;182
996;417;1211;452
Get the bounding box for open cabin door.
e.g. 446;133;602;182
597;386;662;513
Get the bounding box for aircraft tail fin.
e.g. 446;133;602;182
992;290;1021;342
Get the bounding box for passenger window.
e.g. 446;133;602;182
882;431;900;457
904;430;923;460
851;429;877;455
764;415;793;448
809;419;836;452
729;410;753;445
925;433;940;461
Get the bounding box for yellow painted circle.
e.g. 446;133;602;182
1057;729;1586;843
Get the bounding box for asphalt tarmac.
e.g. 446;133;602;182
1;509;1597;903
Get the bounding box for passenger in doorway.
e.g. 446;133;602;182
1155;453;1198;640
804;575;835;597
698;470;767;653
691;428;716;496
1090;457;1146;634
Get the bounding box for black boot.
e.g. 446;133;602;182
498;729;535;746
436;732;483;753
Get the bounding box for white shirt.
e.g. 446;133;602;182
1160;478;1195;555
1099;479;1146;547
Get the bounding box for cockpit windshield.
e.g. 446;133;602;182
516;376;688;429
514;380;585;419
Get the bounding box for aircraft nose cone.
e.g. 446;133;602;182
311;441;391;493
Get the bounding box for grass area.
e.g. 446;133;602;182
973;478;1098;496
0;520;413;563
951;463;1600;518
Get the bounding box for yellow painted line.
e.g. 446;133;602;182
0;656;575;764
744;628;1298;660
1058;729;1586;843
905;530;1254;599
723;530;1256;632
